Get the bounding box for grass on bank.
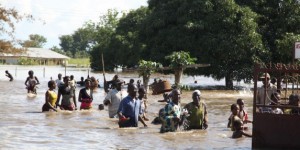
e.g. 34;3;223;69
68;58;90;67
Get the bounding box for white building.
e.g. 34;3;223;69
0;48;70;65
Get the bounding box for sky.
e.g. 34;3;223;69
1;0;148;48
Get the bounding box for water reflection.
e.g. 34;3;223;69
0;66;253;149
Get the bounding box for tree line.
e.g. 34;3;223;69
2;0;300;89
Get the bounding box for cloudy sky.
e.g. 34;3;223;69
1;0;148;48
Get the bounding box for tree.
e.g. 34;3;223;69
0;4;33;53
107;7;150;68
59;35;74;56
236;0;300;64
50;46;65;55
20;34;47;48
90;9;122;71
138;60;162;97
59;21;97;58
142;0;267;89
165;51;196;86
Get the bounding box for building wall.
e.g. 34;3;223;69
4;58;19;65
0;57;68;65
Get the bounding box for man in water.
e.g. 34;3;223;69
103;81;123;118
5;70;13;81
117;85;146;127
76;77;85;86
257;73;277;112
184;90;208;130
105;75;119;91
55;73;64;88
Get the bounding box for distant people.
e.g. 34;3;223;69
76;77;85;87
230;104;252;138
157;85;178;103
97;79;101;88
78;79;93;110
127;79;135;92
138;87;149;121
56;76;77;111
103;80;123;118
150;78;158;92
117;85;147;127
160;89;182;133
90;76;98;91
55;73;64;88
269;92;283;114
271;77;277;86
69;75;76;89
281;79;288;90
286;94;300;115
184;90;208;130
69;75;76;100
5;70;13;81
42;80;58;112
137;80;141;89
257;73;277;106
157;92;172;103
25;70;40;94
106;75;119;90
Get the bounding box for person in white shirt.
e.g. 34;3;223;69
257;73;277;106
103;81;124;118
55;73;64;88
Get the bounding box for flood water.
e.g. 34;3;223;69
0;65;253;149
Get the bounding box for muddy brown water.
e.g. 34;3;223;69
0;66;253;149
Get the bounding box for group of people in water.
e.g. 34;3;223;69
256;72;300;115
226;72;300;138
17;70;211;134
7;69;300;138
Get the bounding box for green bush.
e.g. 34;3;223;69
18;57;39;65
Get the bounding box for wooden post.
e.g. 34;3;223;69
15;67;17;77
174;67;184;86
65;64;67;76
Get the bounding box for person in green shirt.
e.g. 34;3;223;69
184;90;208;130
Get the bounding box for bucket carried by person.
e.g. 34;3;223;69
152;80;172;95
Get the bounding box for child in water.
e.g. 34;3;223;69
5;70;13;81
230;104;252;138
25;70;40;94
138;87;149;121
42;80;58;112
78;79;93;110
228;99;252;130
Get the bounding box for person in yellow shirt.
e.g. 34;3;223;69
184;90;208;130
42;80;58;112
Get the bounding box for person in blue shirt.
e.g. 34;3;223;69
117;85;147;127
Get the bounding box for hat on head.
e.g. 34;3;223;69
193;90;201;96
260;73;270;79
